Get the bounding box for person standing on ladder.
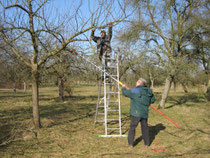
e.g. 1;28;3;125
122;78;155;147
91;22;113;68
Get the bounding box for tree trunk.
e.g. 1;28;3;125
13;82;16;93
24;82;27;92
32;66;41;129
173;80;176;92
181;82;188;93
58;78;64;101
151;79;154;89
149;68;154;88
206;87;210;101
159;75;173;109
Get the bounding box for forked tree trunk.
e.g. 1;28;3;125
58;78;64;101
159;75;173;109
32;66;41;129
181;82;188;93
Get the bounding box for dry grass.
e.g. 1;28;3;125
0;85;209;158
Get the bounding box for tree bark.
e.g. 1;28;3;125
24;82;27;92
32;65;41;129
173;80;176;92
206;87;210;101
13;82;16;93
58;78;64;101
159;75;173;109
151;79;154;89
149;68;154;89
181;82;188;93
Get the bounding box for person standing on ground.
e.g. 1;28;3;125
122;78;155;147
91;22;113;66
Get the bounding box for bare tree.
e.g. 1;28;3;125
190;0;210;89
0;0;129;129
120;0;202;108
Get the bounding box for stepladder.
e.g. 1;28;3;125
94;52;127;137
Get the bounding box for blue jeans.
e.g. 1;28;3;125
101;55;110;68
128;116;149;146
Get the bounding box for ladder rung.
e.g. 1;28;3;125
107;119;119;121
105;83;118;85
97;113;104;115
107;101;118;103
98;106;104;108
108;110;119;112
106;92;119;94
107;128;120;130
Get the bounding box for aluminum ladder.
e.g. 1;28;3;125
94;51;126;137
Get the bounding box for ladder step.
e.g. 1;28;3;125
107;119;119;121
108;110;119;112
107;101;118;103
107;128;120;130
107;109;119;111
106;92;119;94
98;106;104;108
97;113;104;115
105;83;118;85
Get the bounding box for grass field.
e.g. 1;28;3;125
0;85;209;158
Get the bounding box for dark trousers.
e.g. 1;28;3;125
128;116;149;146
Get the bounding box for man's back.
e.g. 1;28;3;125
122;85;155;118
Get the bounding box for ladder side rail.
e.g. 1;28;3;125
116;51;122;135
95;71;103;124
103;65;108;136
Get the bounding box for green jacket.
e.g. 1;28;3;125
91;25;112;59
122;85;155;118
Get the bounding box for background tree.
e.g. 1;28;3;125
190;0;210;89
0;47;31;91
120;0;205;108
0;0;129;129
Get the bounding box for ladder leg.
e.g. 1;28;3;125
104;65;107;135
95;77;102;124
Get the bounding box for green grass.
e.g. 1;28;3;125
0;85;210;158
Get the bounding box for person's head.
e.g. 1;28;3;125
100;30;106;38
136;78;147;86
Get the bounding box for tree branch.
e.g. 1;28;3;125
0;31;31;68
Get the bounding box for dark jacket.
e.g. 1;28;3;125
91;25;112;60
122;85;155;118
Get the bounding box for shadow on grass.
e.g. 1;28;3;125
166;93;206;109
64;95;98;101
133;123;166;146
39;95;99;102
39;100;96;128
0;106;32;148
0;91;31;100
0;124;16;147
0;89;97;146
